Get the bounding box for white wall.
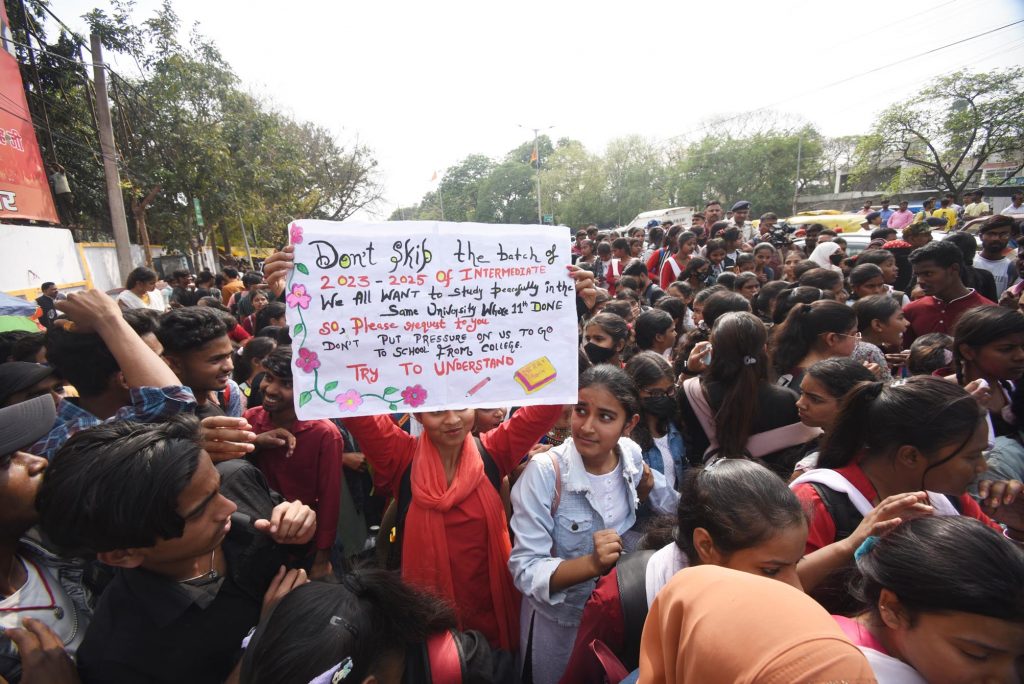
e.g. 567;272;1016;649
0;225;85;292
0;224;216;295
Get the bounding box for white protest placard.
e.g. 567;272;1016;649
284;220;579;419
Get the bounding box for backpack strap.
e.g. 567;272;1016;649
807;482;864;543
682;377;719;456
390;437;502;570
745;422;822;459
616;550;657;672
548;451;562;516
426;630;463;684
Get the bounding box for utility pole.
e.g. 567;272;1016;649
519;124;553;224
90;34;133;282
791;134;803;216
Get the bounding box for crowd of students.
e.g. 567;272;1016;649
1;203;1023;683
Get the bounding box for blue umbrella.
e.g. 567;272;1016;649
0;292;39;317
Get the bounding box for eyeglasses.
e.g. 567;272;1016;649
837;332;863;340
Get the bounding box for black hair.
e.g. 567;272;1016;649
242;272;263;288
705;312;769;457
705;238;727;255
612;237;629;252
733;272;758;291
677;291;751;369
818;376;983;472
666;281;692;300
870;228;897;241
907;333;954;376
753;242;775;256
805;357;876;398
716;272;737;290
849;263;884;288
158;307;229;356
675;459;806;563
125;266;157;289
952;305;1024;384
602;300;633;321
37;415;204;553
578;363;640;420
9;332;46;363
223;267;240;279
122;308;160;338
615;287;640;304
721;227;741;243
908;240;962;271
648;226;665;247
195;270;216;287
625;351;678;451
771;285;825;325
585;312;631;346
261;346;293;381
240;569;457;684
674;231;697;252
735;253;755;267
680;256;710;283
233;337;277;384
798;268;842;291
634;309;674;351
597;242;611;257
754;280;789;321
770;300;857;376
621;260;648;278
255;301;287;333
256;325;284;340
856;249;895;268
0;330;31;363
654;296;686;329
40;281;55;291
792;259;821;281
45;327;119;397
170;269;190;282
854;516;1024;624
853;294;901;333
943;231;978;264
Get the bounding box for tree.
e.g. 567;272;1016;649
854;68;1024;200
665;124;821;217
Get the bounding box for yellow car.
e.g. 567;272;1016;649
784;211;873;235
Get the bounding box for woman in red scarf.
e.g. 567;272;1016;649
343;405;562;652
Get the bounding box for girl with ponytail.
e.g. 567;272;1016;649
790;376;1023;613
770;299;859;389
679;312;819;476
841;516;1024;684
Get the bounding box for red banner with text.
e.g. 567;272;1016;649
0;7;59;223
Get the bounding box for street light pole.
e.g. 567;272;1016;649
519;124;553;224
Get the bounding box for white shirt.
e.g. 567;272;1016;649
1001;203;1024;218
117;288;167;312
585;462;629;530
0;557;84;657
652;433;676;489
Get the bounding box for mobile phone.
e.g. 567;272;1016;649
702;345;713;366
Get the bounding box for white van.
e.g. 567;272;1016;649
624;206;696;232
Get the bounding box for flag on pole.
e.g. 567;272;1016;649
529;147;538;166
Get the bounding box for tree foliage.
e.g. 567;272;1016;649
853;68;1024;199
7;0;381;260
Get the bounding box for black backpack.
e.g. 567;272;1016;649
808;483;962;615
615;549;657;672
381;436;501;570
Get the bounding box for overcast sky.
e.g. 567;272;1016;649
56;0;1024;220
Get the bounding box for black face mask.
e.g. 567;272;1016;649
642;396;677;419
829;253;843;266
584;342;616;365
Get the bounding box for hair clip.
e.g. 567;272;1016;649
309;657;353;684
854;535;880;562
329;615;359;638
743;356;757;365
943;349;954;365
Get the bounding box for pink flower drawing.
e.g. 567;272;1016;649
289;223;304;244
401;384;427;408
336;390;363;412
286;284;311;309
295;348;320;373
